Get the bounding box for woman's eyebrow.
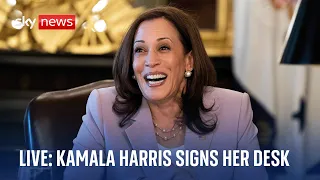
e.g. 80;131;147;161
134;40;145;44
134;37;172;44
157;37;172;42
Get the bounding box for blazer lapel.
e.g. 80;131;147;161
184;115;216;179
124;97;167;178
184;127;214;151
124;97;158;151
185;109;215;150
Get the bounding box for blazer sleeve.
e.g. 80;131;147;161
63;89;106;180
233;93;269;180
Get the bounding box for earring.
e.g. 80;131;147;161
132;75;136;80
184;70;192;78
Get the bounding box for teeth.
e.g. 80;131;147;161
146;74;167;80
149;80;164;85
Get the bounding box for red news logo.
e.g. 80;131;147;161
38;15;76;30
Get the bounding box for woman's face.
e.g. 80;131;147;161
132;18;193;103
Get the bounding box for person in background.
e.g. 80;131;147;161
64;6;268;180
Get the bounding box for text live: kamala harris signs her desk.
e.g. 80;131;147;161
19;150;290;167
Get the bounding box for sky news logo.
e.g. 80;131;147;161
12;15;76;30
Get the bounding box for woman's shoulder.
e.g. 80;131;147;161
94;86;117;98
203;86;248;106
203;86;252;121
86;86;117;108
203;87;254;140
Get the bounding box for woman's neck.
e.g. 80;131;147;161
148;98;182;129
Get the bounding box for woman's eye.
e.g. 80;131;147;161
159;46;170;51
134;48;144;53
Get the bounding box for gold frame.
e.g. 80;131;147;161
199;0;233;57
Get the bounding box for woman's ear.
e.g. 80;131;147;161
185;51;194;71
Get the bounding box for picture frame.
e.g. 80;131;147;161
168;0;233;57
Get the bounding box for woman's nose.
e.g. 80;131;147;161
145;50;160;67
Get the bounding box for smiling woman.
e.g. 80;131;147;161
112;7;217;137
132;18;193;100
130;17;199;146
64;6;268;180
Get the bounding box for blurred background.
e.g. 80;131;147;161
0;0;319;180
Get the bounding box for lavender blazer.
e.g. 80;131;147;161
64;86;268;180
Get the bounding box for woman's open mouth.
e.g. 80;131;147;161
144;73;167;87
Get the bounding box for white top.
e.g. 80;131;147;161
158;143;185;164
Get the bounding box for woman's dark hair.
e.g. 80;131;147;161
112;6;217;135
